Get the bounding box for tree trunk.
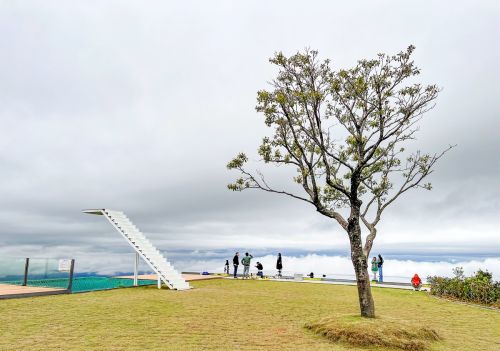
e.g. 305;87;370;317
351;241;375;317
348;203;376;318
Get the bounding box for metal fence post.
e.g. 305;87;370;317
67;259;75;292
22;258;30;286
134;252;139;287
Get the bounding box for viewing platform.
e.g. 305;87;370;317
0;283;67;299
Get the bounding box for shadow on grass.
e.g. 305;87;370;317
305;315;441;351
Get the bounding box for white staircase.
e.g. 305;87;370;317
83;209;190;291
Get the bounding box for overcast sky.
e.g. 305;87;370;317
0;1;499;274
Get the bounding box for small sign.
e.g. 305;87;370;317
58;259;72;272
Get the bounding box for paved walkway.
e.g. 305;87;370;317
116;274;223;282
0;283;67;299
227;277;428;291
282;279;427;291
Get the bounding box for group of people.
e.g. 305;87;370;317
371;254;384;282
224;252;423;290
224;252;283;279
371;254;422;289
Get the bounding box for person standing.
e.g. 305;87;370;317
224;260;230;275
377;254;384;283
276;253;283;278
371;256;378;281
241;252;253;279
232;252;239;278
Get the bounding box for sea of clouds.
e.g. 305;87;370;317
1;245;499;284
173;254;500;283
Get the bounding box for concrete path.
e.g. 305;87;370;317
0;283;67;299
116;274;223;282
227;277;428;291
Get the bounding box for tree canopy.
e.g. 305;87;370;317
228;45;451;255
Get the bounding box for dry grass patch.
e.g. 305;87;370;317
305;315;441;351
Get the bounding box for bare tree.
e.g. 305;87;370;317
227;46;453;318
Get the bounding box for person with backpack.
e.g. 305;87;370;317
224;260;230;275
241;252;253;279
276;253;283;278
256;262;263;278
377;254;384;283
232;252;239;278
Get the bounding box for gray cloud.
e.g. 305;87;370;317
0;1;499;273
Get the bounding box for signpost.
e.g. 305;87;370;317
58;259;72;272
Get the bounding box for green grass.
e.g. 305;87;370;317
0;279;498;350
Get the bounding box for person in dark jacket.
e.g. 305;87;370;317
256;262;264;278
276;253;283;278
378;254;384;283
232;252;239;278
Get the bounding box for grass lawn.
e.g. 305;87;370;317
0;279;498;350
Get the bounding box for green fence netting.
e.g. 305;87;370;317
1;257;157;293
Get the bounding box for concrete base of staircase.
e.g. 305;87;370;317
116;274;223;282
